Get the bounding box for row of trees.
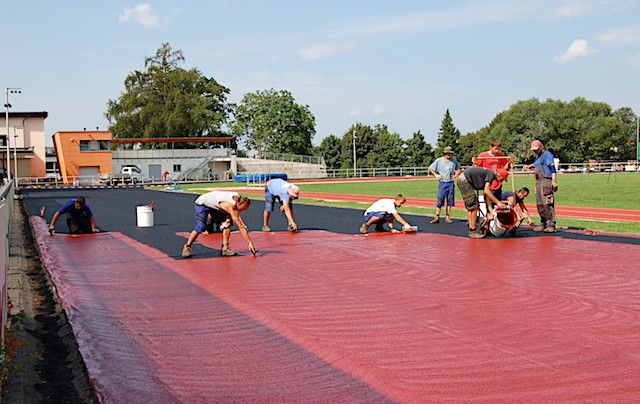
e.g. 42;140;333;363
106;43;638;164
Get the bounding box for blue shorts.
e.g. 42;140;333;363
193;204;229;233
491;187;502;201
436;181;455;208
264;188;294;213
364;211;393;223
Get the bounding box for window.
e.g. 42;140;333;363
79;140;90;151
99;140;110;150
173;164;182;172
79;140;111;151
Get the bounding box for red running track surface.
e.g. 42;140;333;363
239;189;640;223
31;217;640;402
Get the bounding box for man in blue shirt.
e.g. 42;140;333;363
428;146;462;224
48;196;98;234
528;140;558;233
262;178;300;232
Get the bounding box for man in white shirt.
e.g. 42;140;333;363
182;191;257;258
359;194;413;234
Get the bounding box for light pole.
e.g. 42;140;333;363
4;87;21;181
636;113;639;164
13;128;18;186
352;128;357;177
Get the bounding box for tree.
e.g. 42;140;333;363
404;130;434;167
367;126;405;168
314;135;342;168
435;109;461;156
231;89;315;156
339;124;378;169
459;97;637;164
105;43;231;148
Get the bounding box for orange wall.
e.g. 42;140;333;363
52;131;113;184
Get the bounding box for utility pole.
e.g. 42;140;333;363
4;87;21;181
352;128;357;177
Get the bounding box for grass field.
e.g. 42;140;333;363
158;172;640;235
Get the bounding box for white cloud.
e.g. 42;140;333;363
299;43;354;61
553;1;593;17
554;39;595;63
371;106;384;116
118;4;165;29
597;25;640;44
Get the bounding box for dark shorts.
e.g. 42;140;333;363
490;187;502;202
67;216;91;234
436;181;455;208
457;179;479;211
194;204;230;233
364;211;393;223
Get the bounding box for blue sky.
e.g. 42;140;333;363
2;0;639;147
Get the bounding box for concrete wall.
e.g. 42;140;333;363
0;115;46;177
52;131;112;183
236;158;327;179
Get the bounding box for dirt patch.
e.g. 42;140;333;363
3;201;97;403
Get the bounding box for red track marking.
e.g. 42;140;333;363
238;189;640;223
31;217;640;401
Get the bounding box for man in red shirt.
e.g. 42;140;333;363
476;139;510;201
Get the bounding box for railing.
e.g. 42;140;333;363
258;152;325;166
178;157;212;181
1;180;15;344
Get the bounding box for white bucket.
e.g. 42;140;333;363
136;205;154;227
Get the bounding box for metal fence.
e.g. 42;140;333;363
1;180;15;344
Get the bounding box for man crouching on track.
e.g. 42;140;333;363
182;191;257;258
456;167;506;239
360;194;414;234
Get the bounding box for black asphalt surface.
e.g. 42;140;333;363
20;188;640;259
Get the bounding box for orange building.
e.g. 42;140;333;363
52;131;112;184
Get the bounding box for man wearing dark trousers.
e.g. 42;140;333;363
49;196;98;234
528;140;558;233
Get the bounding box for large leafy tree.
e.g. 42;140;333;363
105;43;231;148
460;97;637;164
314;135;342;168
435;109;461;156
367;126;405;168
404;130;434;167
231;89;315;156
339;124;378;169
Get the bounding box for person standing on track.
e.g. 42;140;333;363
262;178;300;232
182;191;257;258
528;140;558;233
456;167;506;238
360;194;414;234
48;196;99;234
477;139;511;201
428;146;462;224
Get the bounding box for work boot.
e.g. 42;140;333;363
181;244;192;258
288;224;299;233
430;216;440;224
468;230;485;239
359;223;368;234
220;247;238;257
532;225;545;232
543;226;557;233
444;216;453;224
262;225;271;232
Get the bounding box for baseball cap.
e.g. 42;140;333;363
530;140;543;150
288;185;300;198
443;146;454;154
497;168;509;181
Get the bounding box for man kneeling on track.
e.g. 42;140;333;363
502;187;535;226
456;167;506;238
360;194;414;234
182;191;257;258
48;196;99;234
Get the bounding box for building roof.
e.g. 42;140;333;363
2;111;48;119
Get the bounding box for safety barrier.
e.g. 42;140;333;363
0;180;14;344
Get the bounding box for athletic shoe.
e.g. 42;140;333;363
220;248;238;257
288;224;298;233
430;217;440;224
532;225;545;232
543;226;557;233
262;225;271;232
444;217;453;224
359;223;368;234
181;244;192;258
468;230;485;239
